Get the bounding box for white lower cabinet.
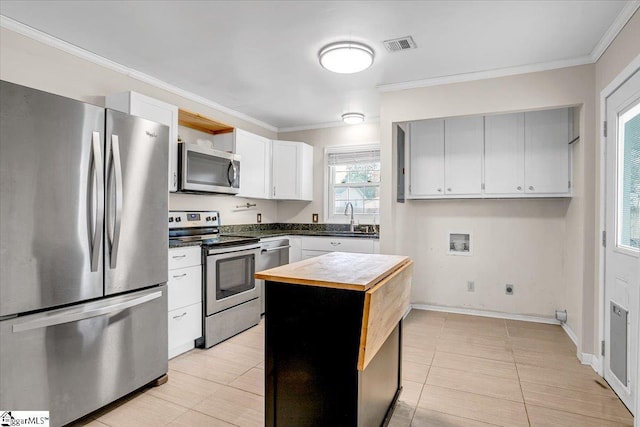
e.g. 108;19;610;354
167;246;202;359
289;236;302;263
300;236;377;259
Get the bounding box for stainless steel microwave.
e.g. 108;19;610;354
178;142;240;194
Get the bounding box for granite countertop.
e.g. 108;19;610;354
224;229;379;239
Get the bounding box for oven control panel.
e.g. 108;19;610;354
169;211;220;228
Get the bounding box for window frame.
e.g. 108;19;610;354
323;143;381;224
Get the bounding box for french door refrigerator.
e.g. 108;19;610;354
0;81;169;426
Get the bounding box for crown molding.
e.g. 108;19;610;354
0;15;278;133
377;55;594;92
590;0;640;62
278;117;380;134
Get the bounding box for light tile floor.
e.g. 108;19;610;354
70;310;634;427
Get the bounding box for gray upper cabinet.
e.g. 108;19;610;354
444;116;483;196
407;119;444;197
484;112;525;195
407;116;483;199
407;107;572;199
524;109;570;195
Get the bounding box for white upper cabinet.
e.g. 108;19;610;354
105;91;179;192
407;107;571;199
444;117;483;195
233;129;272;199
484;113;525;195
407;119;444;197
272;140;313;201
524;109;570;194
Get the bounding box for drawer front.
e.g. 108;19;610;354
301;237;374;253
301;250;331;260
168;265;202;311
169;246;201;270
168;302;202;356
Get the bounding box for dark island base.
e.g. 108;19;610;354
265;281;402;427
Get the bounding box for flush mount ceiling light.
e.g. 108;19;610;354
319;42;374;74
342;112;365;124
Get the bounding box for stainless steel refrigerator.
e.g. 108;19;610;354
0;81;169;426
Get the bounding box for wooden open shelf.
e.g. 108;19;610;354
178;108;234;135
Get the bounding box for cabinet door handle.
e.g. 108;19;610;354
517;186;522;191
172;273;187;279
172;254;187;259
172;312;187;320
330;242;341;246
529;186;534;191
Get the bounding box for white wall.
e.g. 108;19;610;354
0;27;279;226
277;123;380;223
381;65;595;331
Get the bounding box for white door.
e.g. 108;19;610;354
407;119;444;197
604;68;640;414
524;108;570;194
272;140;300;199
444;116;483;195
484;113;525;195
235;129;271;199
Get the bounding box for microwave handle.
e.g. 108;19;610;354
227;161;238;186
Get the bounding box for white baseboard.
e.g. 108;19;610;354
411;304;560;325
561;322;579;346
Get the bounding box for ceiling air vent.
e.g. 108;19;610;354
383;36;417;52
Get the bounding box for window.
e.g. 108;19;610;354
617;101;640;251
326;145;380;222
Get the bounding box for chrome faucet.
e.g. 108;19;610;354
344;202;355;232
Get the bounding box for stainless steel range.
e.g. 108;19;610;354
169;211;261;347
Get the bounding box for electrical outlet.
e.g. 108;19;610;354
257;213;262;223
312;213;319;223
467;281;475;292
505;284;514;295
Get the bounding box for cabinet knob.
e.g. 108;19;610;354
517;186;522;191
437;188;442;192
447;188;452;192
529;186;534;191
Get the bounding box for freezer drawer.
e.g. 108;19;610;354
0;286;168;427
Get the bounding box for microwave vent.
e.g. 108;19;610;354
383;36;417;52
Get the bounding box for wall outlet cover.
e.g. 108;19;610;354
467;281;475;292
257;213;262;223
312;213;319;223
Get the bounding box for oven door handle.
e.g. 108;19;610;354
207;245;260;256
261;245;291;253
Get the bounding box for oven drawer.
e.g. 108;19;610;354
168;302;202;359
169;246;201;270
168;265;202;311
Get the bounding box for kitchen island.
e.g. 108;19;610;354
255;252;413;427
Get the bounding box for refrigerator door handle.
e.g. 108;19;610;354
90;131;105;272
12;290;162;333
108;134;123;269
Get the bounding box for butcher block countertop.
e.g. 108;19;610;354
254;252;411;291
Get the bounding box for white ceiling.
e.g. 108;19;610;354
0;1;637;131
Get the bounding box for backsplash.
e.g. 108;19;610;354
220;223;380;234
